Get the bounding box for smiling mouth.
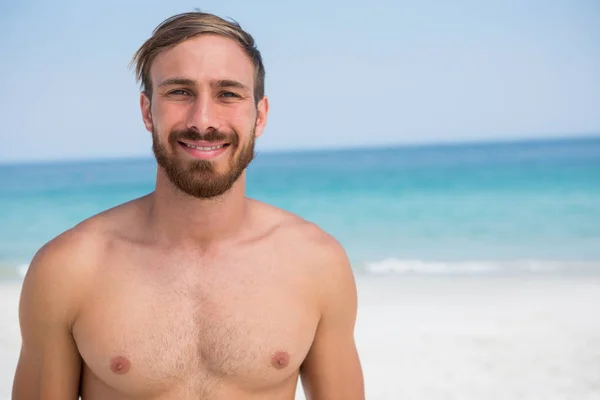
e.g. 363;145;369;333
179;142;230;151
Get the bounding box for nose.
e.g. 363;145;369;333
186;92;221;133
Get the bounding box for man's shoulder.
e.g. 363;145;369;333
26;196;146;284
254;200;350;272
20;197;148;325
31;218;104;273
255;202;357;317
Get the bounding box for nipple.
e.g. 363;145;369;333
271;351;290;369
110;356;131;375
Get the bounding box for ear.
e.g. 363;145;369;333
254;96;269;139
140;92;153;133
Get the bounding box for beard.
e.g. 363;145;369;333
152;124;256;199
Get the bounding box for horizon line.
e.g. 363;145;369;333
1;132;599;167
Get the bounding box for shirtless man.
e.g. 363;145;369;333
11;11;364;400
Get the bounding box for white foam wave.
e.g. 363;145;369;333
17;264;29;277
3;260;600;281
363;258;600;275
0;263;30;280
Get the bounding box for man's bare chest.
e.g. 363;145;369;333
73;258;319;397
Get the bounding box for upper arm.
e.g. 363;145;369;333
12;236;86;400
300;237;364;400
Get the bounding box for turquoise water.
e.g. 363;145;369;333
1;136;599;278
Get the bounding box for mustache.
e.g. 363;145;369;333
169;128;238;145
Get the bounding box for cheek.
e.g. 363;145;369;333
151;104;181;134
231;107;257;134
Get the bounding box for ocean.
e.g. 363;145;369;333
1;136;599;280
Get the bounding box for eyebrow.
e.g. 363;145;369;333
157;77;195;88
157;77;250;93
211;79;250;93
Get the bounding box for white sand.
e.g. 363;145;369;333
0;283;20;400
2;276;600;399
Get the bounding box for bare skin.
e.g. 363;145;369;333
12;33;364;400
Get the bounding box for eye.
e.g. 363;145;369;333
169;89;191;96
220;91;240;98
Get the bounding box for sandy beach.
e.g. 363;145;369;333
2;275;600;399
0;283;20;400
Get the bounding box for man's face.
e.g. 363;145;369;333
140;35;268;199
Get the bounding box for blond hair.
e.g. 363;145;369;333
130;11;265;104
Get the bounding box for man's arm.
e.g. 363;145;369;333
300;238;364;400
12;235;85;399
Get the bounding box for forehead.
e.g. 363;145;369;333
150;34;254;89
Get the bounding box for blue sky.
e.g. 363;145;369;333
1;0;599;162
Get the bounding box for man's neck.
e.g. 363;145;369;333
147;169;249;248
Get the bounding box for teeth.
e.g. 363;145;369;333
183;143;226;151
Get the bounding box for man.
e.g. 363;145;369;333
12;11;364;400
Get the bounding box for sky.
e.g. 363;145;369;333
0;0;599;163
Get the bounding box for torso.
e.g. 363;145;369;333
70;197;324;399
